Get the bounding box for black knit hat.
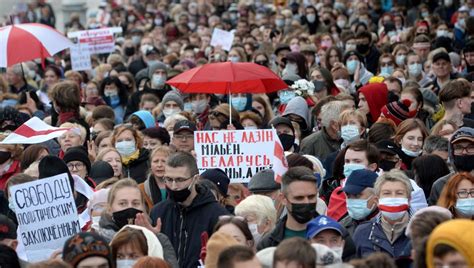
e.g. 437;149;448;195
63;146;91;173
38;155;74;191
141;127;171;145
62;232;113;268
89;161;114;185
201;168;230;197
0;215;16;240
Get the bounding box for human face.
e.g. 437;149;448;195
241;118;258;129
275;261;304;268
379;181;409;199
171;130;194;152
218;223;248;246
284;181;318;206
344;149;369;167
456;179;474;200
58;130;82;152
401;92;419;112
116;243;145;260
104;83;118;96
346;187;377;208
143;136;161;151
438;124;455;140
328;49;340;67
311;229;344;249
116;130;135;144
401;128;424;152
86;83;99;98
413;44;430;61
458;96;473;115
452;141;474;156
141;101;156;113
98;137;113;152
275;124;293;136
164;165;193;191
93;122;107;134
465;51;474;66
311;70;324;81
76;256;109;268
432;59;451;78
102;151;122;177
252;101;265;118
110;187;144;213
44;70;59;87
385;81;402;96
164;100;180;110
433;250;468;268
151;152;167;178
67;160;87;179
342;115;363;132
357;93;369;115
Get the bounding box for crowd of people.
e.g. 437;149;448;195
1;0;474;267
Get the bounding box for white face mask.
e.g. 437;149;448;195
283;63;298;76
331;246;344;258
163;108;181;118
401;146;422;157
192;99;208;114
152;74;166;88
248;223;263;244
115;140;136;157
116;259;137;268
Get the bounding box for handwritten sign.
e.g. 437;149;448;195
210;28;235;51
194;129;276;183
67;27;122;55
10;173;80;262
70;43;92;71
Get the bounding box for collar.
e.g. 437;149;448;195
122;150;140;165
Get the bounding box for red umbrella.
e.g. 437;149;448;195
167;62;287;94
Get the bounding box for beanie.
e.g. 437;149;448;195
162;90;184;111
201;168;230;197
89;161;114;185
205;232;239;268
63;146;91;173
63;232;113;268
380;99;417;126
38;155;74;192
248;169;281;193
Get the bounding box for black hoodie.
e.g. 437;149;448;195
150;184;229;268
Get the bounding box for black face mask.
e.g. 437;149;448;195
112;207;142;229
323;19;331;25
289;202;317;224
0;151;11;165
356;43;370;54
124;47;135;56
454;155;474;172
167;182;194;203
379;160;397;172
278;134;295;151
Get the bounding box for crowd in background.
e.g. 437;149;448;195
1;0;474;267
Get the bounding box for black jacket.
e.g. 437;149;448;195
122;149;149;184
257;215;357;262
150;184;229;268
124;86;171;119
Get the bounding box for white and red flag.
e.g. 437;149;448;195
0;117;70;144
272;128;288;183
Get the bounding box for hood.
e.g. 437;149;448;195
119;225;164;258
282;96;310;130
358;83;388;123
133;110;156;128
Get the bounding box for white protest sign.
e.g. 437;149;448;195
67;27;122;55
10;173;80;262
210;28;235;51
70;43;92;71
194;129;276;183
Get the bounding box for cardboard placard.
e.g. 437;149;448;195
70;43;92;71
67;27;122;55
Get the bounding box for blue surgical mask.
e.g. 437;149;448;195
455;198;474;217
229;56;240;63
105;94;120;108
279;90;296;104
152;74;166;88
115;140;136;157
341;124;360;142
408;63;422;77
343;163;366;178
116;259;137;268
380;66;394;77
231;97;248;112
401;146;422;157
346;60;359;75
184;102;193;112
346;197;375;220
396;55;406;66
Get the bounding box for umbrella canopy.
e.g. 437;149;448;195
166;62;288;94
0;23;73;67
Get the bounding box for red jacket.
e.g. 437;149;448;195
0;160;21;191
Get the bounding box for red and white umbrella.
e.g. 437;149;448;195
0;23;73;67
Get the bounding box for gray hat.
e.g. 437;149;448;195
162;90;184;110
148;61;168;79
248;169;280;193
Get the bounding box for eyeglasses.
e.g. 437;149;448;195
457;190;474;198
163;175;194;185
453;144;474;154
67;162;85;170
173;134;194;140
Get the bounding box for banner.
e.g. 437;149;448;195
9;173;80;262
67;27;122;55
0;117;70;145
210;28;234;51
195;129;278;183
70;43;92;71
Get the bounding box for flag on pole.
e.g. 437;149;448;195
272;128;288;183
0;117;70;144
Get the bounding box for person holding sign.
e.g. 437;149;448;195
150;152;229;268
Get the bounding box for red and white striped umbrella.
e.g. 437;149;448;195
0;23;73;67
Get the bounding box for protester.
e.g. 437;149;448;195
217;245;261;268
62;232;114;268
437;173;474;219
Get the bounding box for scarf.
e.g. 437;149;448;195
148;175;163;204
121;150;140;166
58;111;80;125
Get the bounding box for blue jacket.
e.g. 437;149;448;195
352;215;411;260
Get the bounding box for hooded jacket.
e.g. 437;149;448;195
150;184;229;268
282;96;310;135
358;83;388;125
122;148;150;184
